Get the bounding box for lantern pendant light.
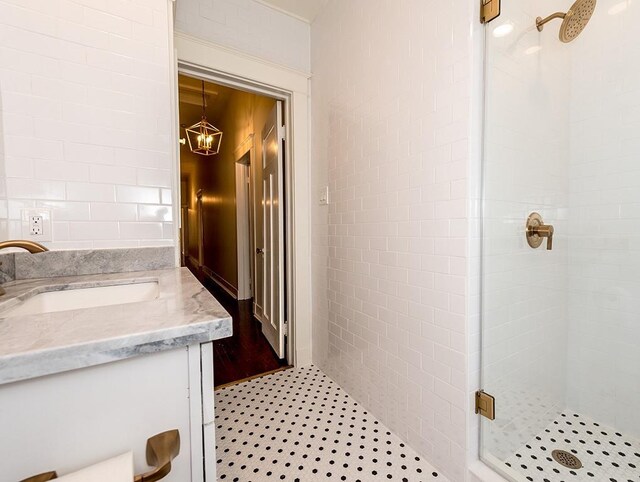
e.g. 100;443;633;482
185;80;223;156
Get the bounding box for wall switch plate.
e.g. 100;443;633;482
319;186;329;205
21;209;52;242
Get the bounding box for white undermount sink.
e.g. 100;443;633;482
1;282;159;317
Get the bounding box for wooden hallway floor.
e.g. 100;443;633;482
197;272;288;387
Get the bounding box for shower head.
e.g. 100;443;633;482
536;0;597;43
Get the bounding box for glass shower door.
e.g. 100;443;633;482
480;0;640;480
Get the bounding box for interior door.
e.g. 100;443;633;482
257;101;285;358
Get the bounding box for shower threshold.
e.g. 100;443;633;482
504;411;639;481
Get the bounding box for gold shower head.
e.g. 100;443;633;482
536;0;597;43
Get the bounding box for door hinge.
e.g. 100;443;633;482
283;321;289;337
480;0;501;24
475;390;496;421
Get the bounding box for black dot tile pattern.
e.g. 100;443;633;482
215;366;445;481
504;411;640;482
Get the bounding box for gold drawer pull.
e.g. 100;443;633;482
134;429;181;482
20;429;180;482
20;472;57;482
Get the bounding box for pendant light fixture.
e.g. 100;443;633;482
185;80;223;156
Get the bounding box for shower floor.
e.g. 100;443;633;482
215;365;445;481
504;411;640;482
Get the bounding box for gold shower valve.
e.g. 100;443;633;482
526;212;554;250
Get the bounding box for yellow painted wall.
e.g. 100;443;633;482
180;83;276;295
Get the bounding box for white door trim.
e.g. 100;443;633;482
196;189;204;268
171;32;312;367
235;155;252;301
234;135;256;303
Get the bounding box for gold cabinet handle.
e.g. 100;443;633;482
134;429;180;482
526;212;554;251
20;472;57;482
21;430;180;482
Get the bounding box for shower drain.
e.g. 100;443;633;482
551;449;583;469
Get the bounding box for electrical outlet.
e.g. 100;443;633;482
30;215;43;236
21;209;52;242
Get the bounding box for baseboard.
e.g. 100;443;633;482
202;266;238;299
185;255;200;272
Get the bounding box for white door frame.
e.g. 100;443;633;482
235;147;252;301
196;189;204;268
170;32;312;367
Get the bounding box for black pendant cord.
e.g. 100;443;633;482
201;80;206;119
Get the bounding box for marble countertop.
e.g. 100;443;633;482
0;268;232;385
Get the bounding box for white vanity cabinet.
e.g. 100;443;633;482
0;343;215;481
0;268;231;481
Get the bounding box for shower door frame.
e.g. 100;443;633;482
475;0;543;479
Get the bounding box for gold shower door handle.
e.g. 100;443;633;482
526;213;554;250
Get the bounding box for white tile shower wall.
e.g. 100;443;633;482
0;0;175;249
567;0;640;438
311;1;475;480
174;0;310;73
479;0;572;463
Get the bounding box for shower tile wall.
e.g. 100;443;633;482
311;1;475;480
567;0;640;438
0;0;175;249
481;0;572;461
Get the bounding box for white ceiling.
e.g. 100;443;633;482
256;0;329;23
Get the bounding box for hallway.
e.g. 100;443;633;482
201;275;288;387
215;366;445;481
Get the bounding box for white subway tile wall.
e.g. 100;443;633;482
175;0;311;73
567;0;640;439
0;0;174;249
311;1;474;480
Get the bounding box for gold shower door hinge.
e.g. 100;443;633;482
480;0;501;24
475;390;496;420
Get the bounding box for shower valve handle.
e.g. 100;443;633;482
526;213;554;251
533;224;554;250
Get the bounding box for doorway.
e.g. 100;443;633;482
177;73;290;386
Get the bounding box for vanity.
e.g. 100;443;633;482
0;247;232;481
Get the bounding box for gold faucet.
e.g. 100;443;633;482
0;240;49;253
0;240;49;296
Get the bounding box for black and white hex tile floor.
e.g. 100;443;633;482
215;366;445;481
504;411;640;482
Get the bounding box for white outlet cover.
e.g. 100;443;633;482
21;208;52;242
